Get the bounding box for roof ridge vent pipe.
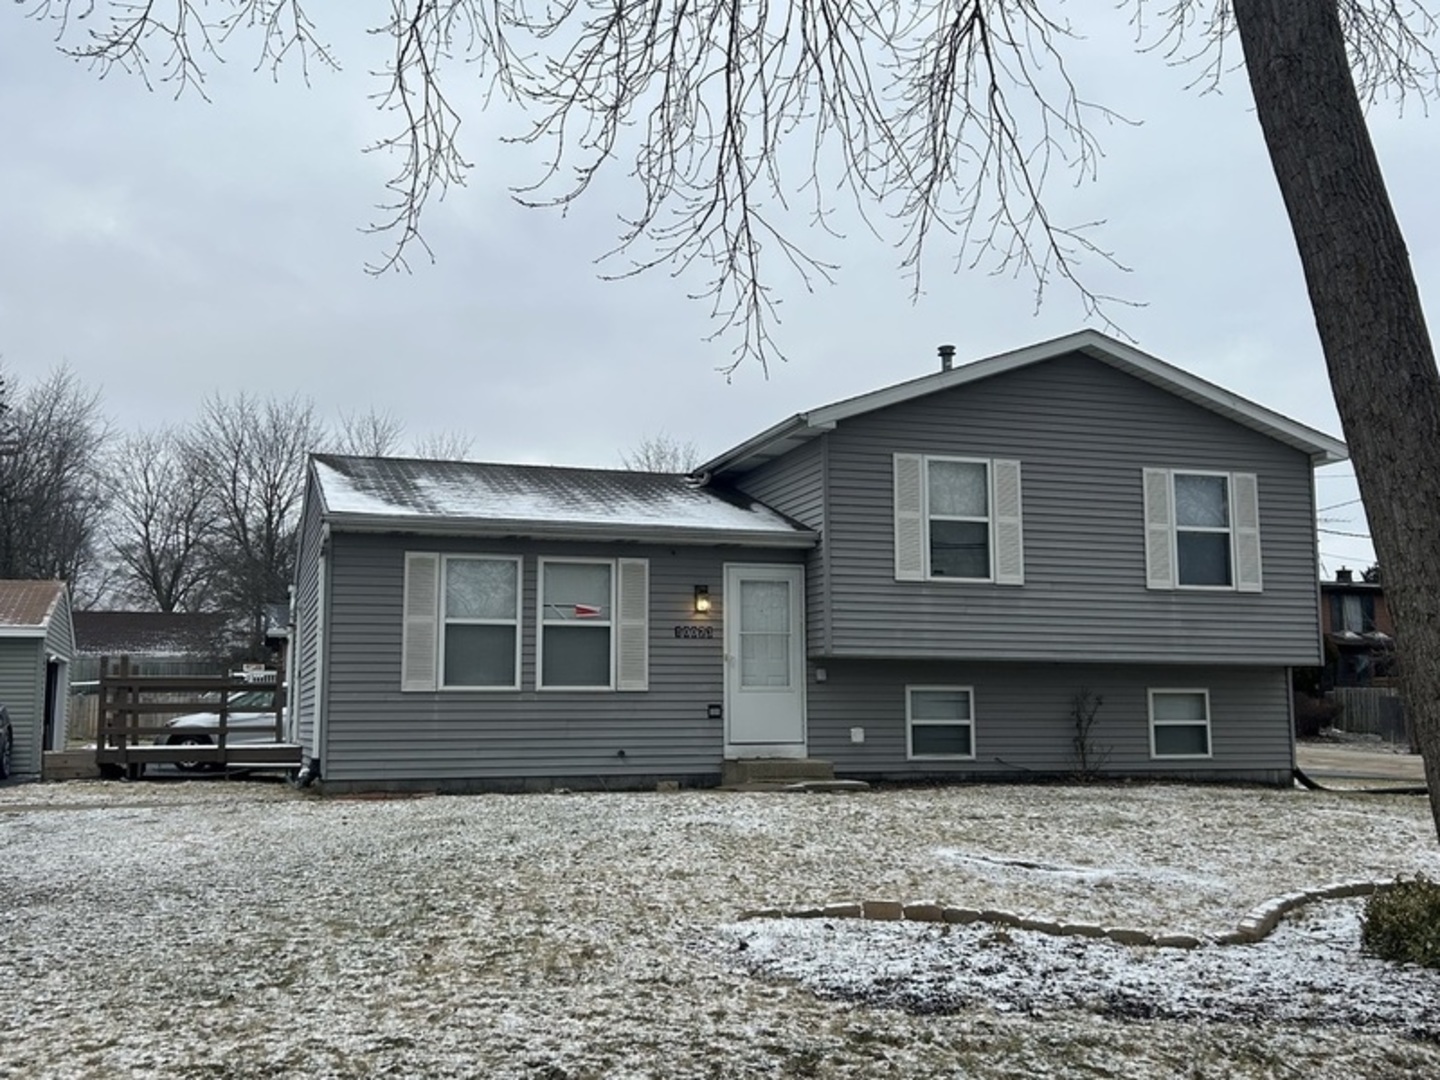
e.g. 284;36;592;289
938;344;956;371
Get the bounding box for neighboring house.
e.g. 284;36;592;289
1319;569;1394;687
291;330;1346;792
71;610;233;683
0;580;75;778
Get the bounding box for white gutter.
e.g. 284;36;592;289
323;515;818;549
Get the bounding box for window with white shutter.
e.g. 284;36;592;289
401;552;440;692
615;558;650;691
1143;469;1262;592
892;453;1024;584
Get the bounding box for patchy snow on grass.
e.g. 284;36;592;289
3;779;1440;1078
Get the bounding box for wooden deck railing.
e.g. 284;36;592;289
94;656;300;777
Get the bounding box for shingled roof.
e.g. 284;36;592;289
0;580;68;635
71;611;231;658
310;455;815;547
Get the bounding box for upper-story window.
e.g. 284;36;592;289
1143;469;1262;592
894;454;1024;584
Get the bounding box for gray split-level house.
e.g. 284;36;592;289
289;330;1346;792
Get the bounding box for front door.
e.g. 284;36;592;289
724;564;806;758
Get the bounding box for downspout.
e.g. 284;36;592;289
316;522;331;775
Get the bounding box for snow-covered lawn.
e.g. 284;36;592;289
3;779;1440;1078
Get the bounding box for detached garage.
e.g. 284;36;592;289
0;580;74;779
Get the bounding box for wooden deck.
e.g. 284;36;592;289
94;659;302;778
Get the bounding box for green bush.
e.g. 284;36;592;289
1361;875;1440;968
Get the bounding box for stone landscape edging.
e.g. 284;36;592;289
738;878;1401;948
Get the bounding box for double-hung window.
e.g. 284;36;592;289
1143;469;1261;591
907;686;976;759
1148;689;1212;759
442;556;521;689
539;559;614;689
894;454;1024;584
401;552;520;691
401;552;649;692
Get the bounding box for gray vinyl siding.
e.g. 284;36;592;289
809;659;1293;782
320;532;802;784
814;354;1322;664
43;596;74;662
0;638;45;776
292;475;325;756
729;438;830;652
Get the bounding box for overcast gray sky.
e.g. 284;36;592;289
4;6;1426;574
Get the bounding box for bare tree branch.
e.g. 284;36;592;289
620;431;701;471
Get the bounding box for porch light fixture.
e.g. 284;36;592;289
693;585;712;615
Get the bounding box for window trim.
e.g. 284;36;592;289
439;554;522;691
537;556;617;691
1147;688;1213;760
1144;468;1262;593
1172;470;1235;591
923;456;994;583
906;685;977;761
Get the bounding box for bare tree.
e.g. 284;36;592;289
184;392;325;656
106;429;214;612
621;432;701;473
410;429;475;461
333;407;407;457
25;2;1440;836
0;364;111;591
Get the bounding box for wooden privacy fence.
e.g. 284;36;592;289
94;657;301;777
1331;686;1409;745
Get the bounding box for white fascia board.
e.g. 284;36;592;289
326;514;819;549
0;627;48;638
713;329;1347;470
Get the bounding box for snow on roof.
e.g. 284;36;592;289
0;580;67;634
312;455;814;546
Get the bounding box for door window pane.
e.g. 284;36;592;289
740;580;789;633
741;633;791;688
444;625;516;687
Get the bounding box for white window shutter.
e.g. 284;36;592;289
616;558;650;691
1143;469;1175;590
893;454;926;581
401;552;439;692
991;459;1024;586
1232;472;1263;592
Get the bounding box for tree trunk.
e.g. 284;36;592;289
1232;0;1440;836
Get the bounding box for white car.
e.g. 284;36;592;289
161;690;281;770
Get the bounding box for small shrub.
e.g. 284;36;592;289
1361;875;1440;968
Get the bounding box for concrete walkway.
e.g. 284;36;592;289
1296;743;1426;784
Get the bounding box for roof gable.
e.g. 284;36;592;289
309;455;815;547
0;580;68;637
701;330;1348;475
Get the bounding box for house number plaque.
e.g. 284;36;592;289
673;625;715;639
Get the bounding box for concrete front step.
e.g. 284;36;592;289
723;778;871;793
722;758;836;787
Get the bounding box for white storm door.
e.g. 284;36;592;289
724;564;806;756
